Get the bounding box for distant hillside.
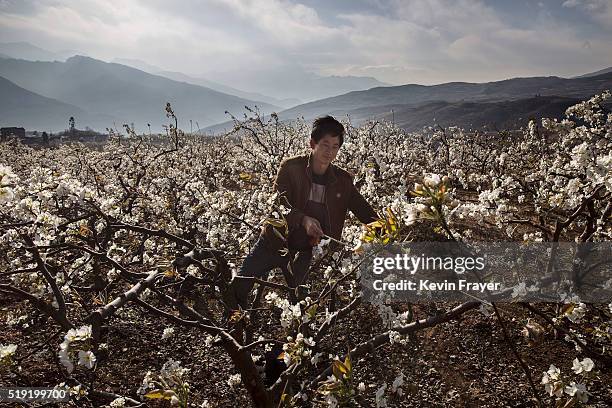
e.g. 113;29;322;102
276;72;612;123
111;58;164;74
203;95;592;135
573;66;612;79
111;58;300;109
113;57;385;104
0;42;59;61
0;76;115;131
155;70;300;109
0;56;279;132
345;96;589;132
0;42;77;61
207;66;389;103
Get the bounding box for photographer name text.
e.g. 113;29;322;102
372;279;501;293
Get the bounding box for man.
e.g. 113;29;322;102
231;115;378;310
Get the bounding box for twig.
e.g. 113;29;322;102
309;301;479;388
491;304;543;407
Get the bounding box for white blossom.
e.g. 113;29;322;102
564;382;589;403
391;372;404;396
78;350;96;369
227;373;241;388
541;364;563;397
571;357;594;374
162;327;175;340
375;383;387;407
110;397;126;407
565;303;586;323
0;344;17;360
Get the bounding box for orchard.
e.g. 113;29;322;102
1;94;611;407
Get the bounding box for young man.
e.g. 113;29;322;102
231;115;378;309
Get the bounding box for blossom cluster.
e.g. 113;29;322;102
541;357;595;404
58;325;96;373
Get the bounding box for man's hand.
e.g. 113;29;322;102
302;216;323;239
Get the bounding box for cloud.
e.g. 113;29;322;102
327;0;612;84
562;0;612;28
0;0;259;69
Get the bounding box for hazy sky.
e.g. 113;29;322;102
1;0;611;85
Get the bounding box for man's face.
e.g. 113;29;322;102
310;134;341;167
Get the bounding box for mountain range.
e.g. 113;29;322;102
0;42;390;132
0;76;113;131
111;57;387;106
0;55;280;132
111;58;299;108
0;42;78;62
202;71;612;134
572;66;612;79
1;42;611;135
154;70;301;109
276;73;612;121
202;66;389;103
343;96;592;132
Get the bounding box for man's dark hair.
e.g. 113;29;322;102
311;115;344;146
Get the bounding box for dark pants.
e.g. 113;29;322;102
231;238;312;309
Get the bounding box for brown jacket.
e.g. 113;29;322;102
262;154;378;250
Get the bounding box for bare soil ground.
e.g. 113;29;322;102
1;296;611;407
